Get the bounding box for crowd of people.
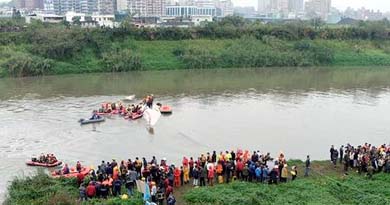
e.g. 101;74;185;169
74;149;307;204
97;95;155;116
330;143;390;177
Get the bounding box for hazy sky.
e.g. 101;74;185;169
0;0;389;12
233;0;390;12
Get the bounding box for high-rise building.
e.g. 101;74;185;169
87;0;98;13
277;0;289;13
257;0;271;14
98;0;115;14
305;0;331;20
215;0;232;16
166;5;216;16
179;0;194;6
258;0;290;15
128;0;166;17
116;0;127;11
288;0;303;13
16;0;44;9
44;0;54;13
194;0;214;7
128;0;145;16
146;0;166;17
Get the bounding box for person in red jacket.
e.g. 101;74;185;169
182;157;189;167
77;171;85;186
208;164;215;186
165;185;173;199
174;167;181;187
86;182;96;199
236;159;244;180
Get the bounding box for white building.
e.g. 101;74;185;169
65;11;86;22
190;15;212;25
165;5;216;17
128;0;166;17
0;7;13;17
25;13;65;23
92;14;118;27
160;15;212;27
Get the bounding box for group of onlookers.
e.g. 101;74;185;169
75;149;308;204
186;150;307;186
330;143;390;177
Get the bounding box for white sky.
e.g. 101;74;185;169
233;0;390;12
0;0;389;12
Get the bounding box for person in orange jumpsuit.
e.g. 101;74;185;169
183;165;189;184
174;167;181;187
113;166;119;181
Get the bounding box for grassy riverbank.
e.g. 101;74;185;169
184;161;390;205
4;169;143;205
2;38;390;78
2;17;390;77
5;161;390;205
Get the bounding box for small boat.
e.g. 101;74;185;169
130;112;143;120
51;167;91;178
160;105;173;114
79;117;105;125
26;161;62;167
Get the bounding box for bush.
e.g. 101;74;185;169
4;169;78;205
181;47;219;69
102;49;142;72
294;41;312;51
2;54;54;77
27;28;86;59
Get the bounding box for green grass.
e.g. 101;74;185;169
5;162;390;205
4;169;143;205
184;161;390;205
4;38;390;77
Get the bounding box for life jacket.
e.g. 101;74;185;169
135;160;142;168
208;168;214;178
174;168;181;177
182;157;189;166
216;164;223;174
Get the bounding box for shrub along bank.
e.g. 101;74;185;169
3;17;390;77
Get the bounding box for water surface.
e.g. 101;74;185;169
1;67;390;200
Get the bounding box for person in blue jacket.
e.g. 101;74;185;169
255;165;262;182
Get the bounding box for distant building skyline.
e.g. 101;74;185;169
231;0;390;13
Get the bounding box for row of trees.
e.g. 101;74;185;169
2;16;390;42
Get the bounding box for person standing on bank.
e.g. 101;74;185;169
339;145;344;164
305;155;311;177
330;145;335;162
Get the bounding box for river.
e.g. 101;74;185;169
1;67;390;200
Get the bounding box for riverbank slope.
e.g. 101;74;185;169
2;38;390;78
5;161;390;205
3;16;390;77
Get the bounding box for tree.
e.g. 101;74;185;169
11;8;21;19
72;16;81;26
310;17;325;30
218;15;247;27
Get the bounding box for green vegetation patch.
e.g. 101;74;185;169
184;173;390;205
